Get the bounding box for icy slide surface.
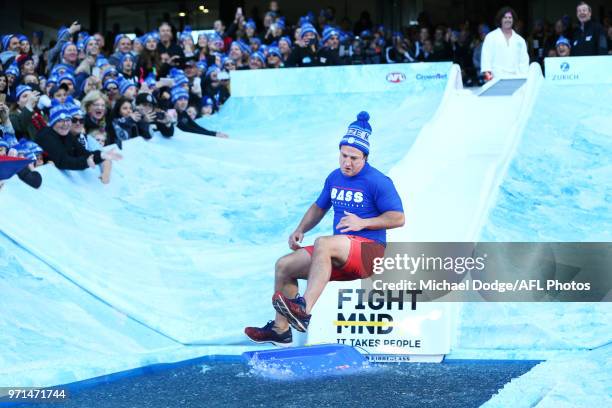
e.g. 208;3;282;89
0;63;450;386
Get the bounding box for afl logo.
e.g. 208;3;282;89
386;72;406;83
560;62;570;72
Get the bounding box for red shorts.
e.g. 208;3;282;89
303;235;385;281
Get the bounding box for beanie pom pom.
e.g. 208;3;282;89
357;111;370;122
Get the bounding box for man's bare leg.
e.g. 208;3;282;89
273;249;311;331
303;235;351;314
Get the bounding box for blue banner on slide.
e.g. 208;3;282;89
230;63;452;97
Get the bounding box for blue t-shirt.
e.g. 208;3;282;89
315;163;403;244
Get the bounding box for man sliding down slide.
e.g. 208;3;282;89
245;112;405;346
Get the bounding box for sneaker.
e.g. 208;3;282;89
272;291;311;333
244;320;293;347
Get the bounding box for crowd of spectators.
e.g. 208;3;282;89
0;1;610;188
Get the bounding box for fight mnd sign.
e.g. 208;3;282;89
307;280;452;362
545;56;612;85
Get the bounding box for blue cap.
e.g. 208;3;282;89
2;34;18;50
15;85;32;100
96;57;110;68
114;34;129;48
339;111;372;155
196;60;207;71
101;67;118;81
245;19;256;30
250;51;266;65
171;86;189;104
119;52;134;67
300;24;318;39
48;100;72;127
322;29;340;44
119;79;137;95
556;36;571;48
267;46;281;58
103;78;119;90
58;72;75;86
201;96;214;107
144;73;157;88
169;67;185;78
51;63;73;77
279;36;292;47
173;75;188;88
5;64;19;77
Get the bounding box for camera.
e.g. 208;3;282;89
155;111;166;120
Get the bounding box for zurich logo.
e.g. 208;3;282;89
560;62;570;72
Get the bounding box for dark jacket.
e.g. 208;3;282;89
9;108;39;141
36;126;103;170
572;20;608;56
177;110;216;136
317;47;341;66
286;45;319;67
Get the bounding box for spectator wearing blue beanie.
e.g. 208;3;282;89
200;96;215;116
555;36;571;57
119;79;137;100
266;47;283;68
249;51;266;69
59;72;76;90
37;99;122;183
9;83;40;141
318;28;341;66
119;53;138;82
286;25;320;67
174;85;228;138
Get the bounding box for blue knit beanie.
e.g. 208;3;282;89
300;24;318;39
119;79;137;95
171;86;189;104
322;29;340;44
339;111;372;155
103;78;119;90
48;100;71;127
5;64;19;78
556;36;571;48
15;85;32;100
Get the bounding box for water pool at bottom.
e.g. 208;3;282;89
22;357;539;408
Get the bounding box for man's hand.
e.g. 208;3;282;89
288;230;304;250
336;211;366;233
215;131;229;138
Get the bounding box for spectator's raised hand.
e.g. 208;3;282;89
69;21;82;35
130;111;142;122
26;91;41;110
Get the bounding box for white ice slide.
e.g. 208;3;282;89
388;63;543;242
